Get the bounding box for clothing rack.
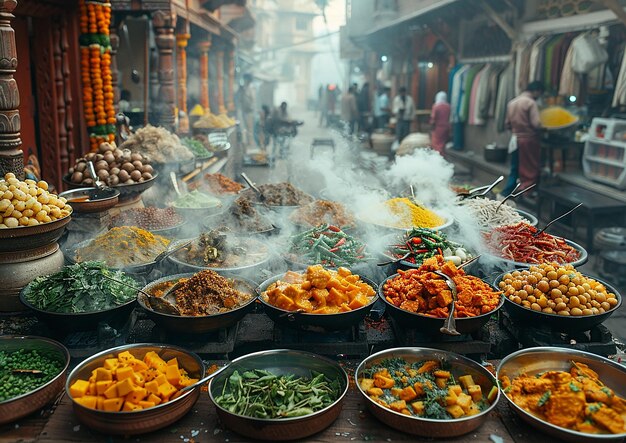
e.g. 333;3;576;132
457;55;512;64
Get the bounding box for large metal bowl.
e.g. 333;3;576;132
208;349;349;440
497;347;626;442
355;347;500;437
0;212;71;253
493;272;622;332
19;278;136;332
258;272;379;331
0;336;70;425
58;187;120;213
483;238;588;270
379;273;504;335
138;273;258;334
516;208;539;227
66;343;204;435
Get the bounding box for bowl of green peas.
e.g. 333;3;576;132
0;335;70;425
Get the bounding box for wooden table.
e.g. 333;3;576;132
0;373;557;443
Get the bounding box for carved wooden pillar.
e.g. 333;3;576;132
227;48;235;113
216;49;226;114
53;19;68;183
110;21;120;111
0;0;23;179
152;10;177;130
176;31;190;133
198;40;211;110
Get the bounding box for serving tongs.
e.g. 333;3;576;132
533;203;583;237
100;274;181;316
87;161;113;200
240;173;265;204
494;183;536;213
460;175;504;200
433;270;460;336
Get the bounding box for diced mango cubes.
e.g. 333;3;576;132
69;349;199;413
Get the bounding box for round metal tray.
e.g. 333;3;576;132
0;212;71;253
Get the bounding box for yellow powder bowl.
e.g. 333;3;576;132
358;198;453;232
540;106;579;130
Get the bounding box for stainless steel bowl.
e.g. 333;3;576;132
0;212;71;252
483;238;588;270
138;273;258;334
58;187;120;213
66;343;204;435
0;336;70;425
208;349;349;440
355;347;500;437
497;347;626;442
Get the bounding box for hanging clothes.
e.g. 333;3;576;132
529;36;548;82
516;44;531;95
471;64;492;125
543;35;564;91
459;65;483;123
495;63;515;132
450;65;470;123
489;65;506;118
559;34;585;98
468;65;486;125
612;49;626;107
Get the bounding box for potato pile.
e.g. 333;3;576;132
498;263;619;316
0;173;71;228
68;142;154;187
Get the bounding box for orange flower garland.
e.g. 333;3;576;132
79;0;115;151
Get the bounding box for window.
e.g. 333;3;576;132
295;17;308;30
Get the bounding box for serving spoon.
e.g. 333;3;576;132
100;274;181;316
462;175;504;200
433;270;460;336
533;203;583;237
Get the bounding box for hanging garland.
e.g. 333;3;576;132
79;0;116;151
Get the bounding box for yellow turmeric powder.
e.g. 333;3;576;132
76;226;170;268
383;198;445;229
540;106;578;129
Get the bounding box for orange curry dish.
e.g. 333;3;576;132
382;256;501;318
261;265;376;314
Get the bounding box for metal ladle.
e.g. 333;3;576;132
494;183;536;213
433;270;460;336
100;274;181;316
533;203;583;237
462;175;504;199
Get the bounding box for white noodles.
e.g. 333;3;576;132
458;197;529;230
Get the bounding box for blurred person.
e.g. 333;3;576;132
501;81;545;196
392;86;415;143
429;91;451;155
357;82;371;133
319;84;329;127
340;86;358;135
255;104;272;150
373;85;391;129
118;90;131;113
237;73;256;147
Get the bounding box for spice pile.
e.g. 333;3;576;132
238;182;314;206
214;369;342;419
206;199;273;233
484;222;580;264
111;207;184;231
498;263;619;316
0;173;71;228
119;125;193;163
170;270;253;316
501;361;626;434
262;265;376;314
177;228;268;268
172;190;221;209
382;256;501;318
76;226;170;268
0;349;64;402
189;173;244;195
289;200;356;228
384;228;472;266
458;197;529;230
68;142;154;187
359;358;497;419
193;112;236;129
286;224;369;267
364;198;445;229
23;261;137;313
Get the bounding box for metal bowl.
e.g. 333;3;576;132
63;172;158;202
208;349;349;441
379;273;504;335
516;209;539;227
497;347;626;442
258;272;379;331
203;212;276;236
357;210;455;234
0;212;71;253
493;272;622;332
0;336;70;425
58;187;120;213
64;238;161;275
138;273;258;334
170;202;223;220
66;343;204;435
355;347;500;437
483;238;588;270
19;278;136;332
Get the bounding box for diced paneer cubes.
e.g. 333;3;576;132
389;400;406;412
400;408;412;416
445;388;458;406
467;385;482;402
97;397;105;410
458;375;475;390
95;367;112;381
103;398;124;412
391;388;403;397
87;382;97;395
131;360;148;372
466;404;481;416
367;387;384;397
456;393;472;411
399;386;418;402
417;361;439;374
487;386;498;404
125;387;147;404
96;380;114;395
69;380;90;398
103;384;118;399
446;404;465;418
103;358;119;371
157;382;177;400
147;393;162;405
116;366;134;381
117;351;134;362
145;380;159;395
413;382;425;397
434;370;451;380
122;402;142;412
165;365;180;386
166;358;178;367
138;401;156;409
132;372;145;387
411;401;425;415
435;378;447;389
374;374;395;388
74;395;98;409
154;374;168;386
116;378;135;397
449;384;462;395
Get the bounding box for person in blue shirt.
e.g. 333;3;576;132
373;85;391;129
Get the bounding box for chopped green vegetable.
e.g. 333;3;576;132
23;261;137;313
538;390;551;407
569;382;580;392
0;349;64;402
214;369;342;419
182;137;211;158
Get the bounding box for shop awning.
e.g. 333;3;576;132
364;0;459;37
